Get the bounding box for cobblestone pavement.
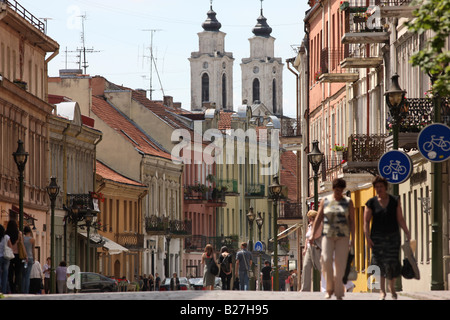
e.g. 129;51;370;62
3;290;450;300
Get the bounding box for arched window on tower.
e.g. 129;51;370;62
202;73;210;103
252;78;260;103
222;73;227;109
272;79;277;114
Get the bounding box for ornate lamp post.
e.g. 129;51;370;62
269;175;282;291
255;212;264;241
246;207;256;250
308;140;324;291
385;73;407;196
13;140;29;232
84;210;94;272
166;228;172;278
46;177;60;294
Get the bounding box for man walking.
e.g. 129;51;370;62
235;242;253;290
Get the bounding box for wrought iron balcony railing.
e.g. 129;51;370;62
348;134;388;162
217;179;239;194
281;202;303;220
281;118;301;137
115;233;145;250
245;184;265;198
386;98;450;134
144;215;192;236
3;0;46;33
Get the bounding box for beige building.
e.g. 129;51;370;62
0;1;58;267
48;96;102;271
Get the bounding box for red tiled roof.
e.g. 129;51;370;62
280;151;298;202
96;160;146;187
218;111;232;131
91;95;172;160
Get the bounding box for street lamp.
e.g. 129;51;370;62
246;207;256;250
307;140;323;291
269;175;282;291
84;210;94;272
46;177;60;294
166;228;172;278
255;212;264;241
13;140;29;232
385;74;407;196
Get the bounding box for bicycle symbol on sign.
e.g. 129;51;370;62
382;160;407;180
422;135;450;159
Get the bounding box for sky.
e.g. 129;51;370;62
19;0;309;117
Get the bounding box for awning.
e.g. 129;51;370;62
78;232;129;255
269;223;302;242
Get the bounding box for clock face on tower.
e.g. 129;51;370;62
203;62;209;69
253;66;259;74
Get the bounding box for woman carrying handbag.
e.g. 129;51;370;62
0;224;14;294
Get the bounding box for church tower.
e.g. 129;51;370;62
189;3;234;112
241;3;283;116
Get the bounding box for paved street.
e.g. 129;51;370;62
3;290;450;300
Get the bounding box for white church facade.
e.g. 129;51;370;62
189;3;283;116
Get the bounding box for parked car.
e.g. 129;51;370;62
68;272;119;293
159;277;191;291
189;277;222;290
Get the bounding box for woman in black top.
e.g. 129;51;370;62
364;176;410;300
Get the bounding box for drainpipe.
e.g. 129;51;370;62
44;49;59;102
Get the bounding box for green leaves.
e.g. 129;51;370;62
407;0;450;96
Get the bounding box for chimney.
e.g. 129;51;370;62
173;102;182;110
136;89;147;98
164;96;174;108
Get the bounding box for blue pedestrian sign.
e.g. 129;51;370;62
418;123;450;163
378;150;412;184
254;241;264;252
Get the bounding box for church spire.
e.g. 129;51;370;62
202;0;222;32
252;0;272;37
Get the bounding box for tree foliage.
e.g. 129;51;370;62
406;0;450;97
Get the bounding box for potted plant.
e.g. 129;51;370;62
332;144;346;158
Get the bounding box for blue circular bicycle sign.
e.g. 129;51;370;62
418;123;450;163
378;150;412;184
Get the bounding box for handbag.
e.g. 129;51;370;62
3;237;14;260
18;235;27;260
208;257;219;276
343;247;356;284
401;258;415;279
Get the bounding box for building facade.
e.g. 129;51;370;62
0;1;59;269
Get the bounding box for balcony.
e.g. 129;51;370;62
184;184;227;206
0;0;59;52
245;184;265;198
280;117;302;147
319;48;359;83
280;202;303;221
345;134;388;175
115;233;145;250
144;215;192;237
379;0;420;18
341;6;389;44
340;46;383;69
217;179;239;195
385;97;450;151
185;235;239;252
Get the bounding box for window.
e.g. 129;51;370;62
272;79;277;113
222;73;227;109
252;78;260;103
202;73;209;103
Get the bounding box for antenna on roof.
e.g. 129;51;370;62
75;13;100;74
142;29;165;100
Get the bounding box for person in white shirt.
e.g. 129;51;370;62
30;260;44;294
42;257;51;294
